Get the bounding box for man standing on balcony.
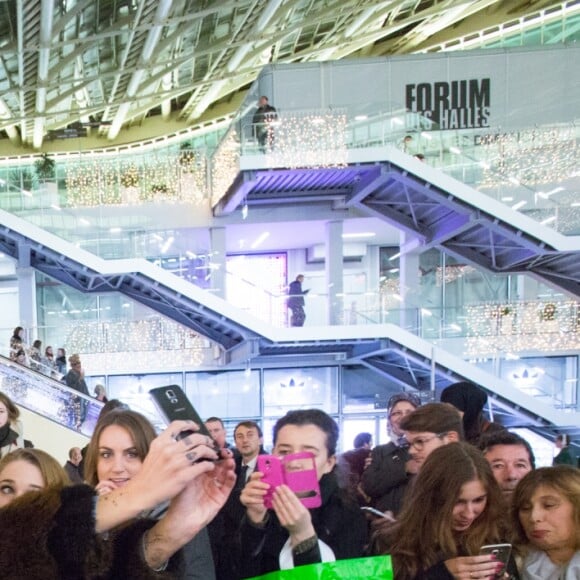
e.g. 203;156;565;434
252;95;277;152
287;274;309;327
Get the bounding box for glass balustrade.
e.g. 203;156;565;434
0;103;577;262
0;353;104;436
2;294;577;414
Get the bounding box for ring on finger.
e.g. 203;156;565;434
186;451;197;464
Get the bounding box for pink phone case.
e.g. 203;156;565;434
257;455;284;509
257;452;321;509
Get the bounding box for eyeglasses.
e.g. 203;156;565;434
403;432;447;451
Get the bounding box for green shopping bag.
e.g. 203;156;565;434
246;555;393;580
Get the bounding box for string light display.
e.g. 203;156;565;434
464;300;580;357
61;316;209;372
267;110;348;169
477;126;578;188
211;127;240;205
65;150;207;207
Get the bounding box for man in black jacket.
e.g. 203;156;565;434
287;274;309;327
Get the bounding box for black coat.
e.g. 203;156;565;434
360;442;411;515
238;471;368;579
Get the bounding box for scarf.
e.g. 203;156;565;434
0;422;18;450
523;549;580;580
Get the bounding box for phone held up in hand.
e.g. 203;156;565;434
479;543;511;577
149;385;219;455
257;452;321;509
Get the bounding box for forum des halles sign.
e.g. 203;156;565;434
405;78;491;130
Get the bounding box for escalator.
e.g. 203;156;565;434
0;353;103;437
1;171;579;435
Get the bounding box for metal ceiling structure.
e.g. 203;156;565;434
0;0;567;151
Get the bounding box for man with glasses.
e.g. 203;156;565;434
360;392;420;516
362;400;463;516
400;402;464;470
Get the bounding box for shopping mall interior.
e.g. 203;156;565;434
0;0;579;465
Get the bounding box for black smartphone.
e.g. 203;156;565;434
149;385;218;451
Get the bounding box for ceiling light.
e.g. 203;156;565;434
342;232;376;239
512;200;527;210
50;204;61;211
420;132;432;140
79;218;90;226
540;216;556;225
544;186;564;197
508;176;520;185
449;146;461;154
354;115;368;121
110;227;122;233
391;117;403;126
161;236;174;253
251;232;270;249
388;252;401;261
501;196;514;202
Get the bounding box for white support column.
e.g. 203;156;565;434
325;220;343;325
399;232;420;332
17;267;37;337
210;227;226;299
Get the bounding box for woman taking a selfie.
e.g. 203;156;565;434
239;409;368;578
511;465;579;579
372;442;518;579
84;408;218;579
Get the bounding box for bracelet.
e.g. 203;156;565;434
292;534;318;555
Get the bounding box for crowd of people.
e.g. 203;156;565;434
9;326;67;379
0;379;578;579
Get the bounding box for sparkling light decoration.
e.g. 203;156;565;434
477;126;578;188
435;264;475;286
61;316;210;373
211;127;240;206
464;300;580;357
65;150;207;208
267;109;348;169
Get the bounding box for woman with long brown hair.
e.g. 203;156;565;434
84;408;218;579
373;442;517;579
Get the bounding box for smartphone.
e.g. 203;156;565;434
360;506;395;521
149;385;218;451
257;452;321;509
258;455;285;509
479;543;511;576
